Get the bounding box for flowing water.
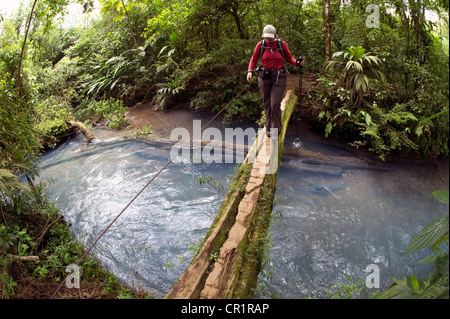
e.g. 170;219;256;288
35;124;448;299
256;132;448;298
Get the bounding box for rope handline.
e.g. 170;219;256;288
50;86;248;298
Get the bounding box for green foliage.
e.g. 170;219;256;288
183;39;262;124
84;47;146;97
307;0;449;159
323;276;368;299
316;46;448;160
0;270;17;299
326;46;385;106
0;0;449;298
382;190;449;299
0;171;136;298
0;90;40;168
134;125;152;136
0;169;30;205
33;96;71;139
153;80;185;111
198;175;225;195
75;98;129;129
314;77;422;160
401;214;449;257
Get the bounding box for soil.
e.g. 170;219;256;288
8;264;118;299
96;73;316;141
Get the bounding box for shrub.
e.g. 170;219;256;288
75;98;129;129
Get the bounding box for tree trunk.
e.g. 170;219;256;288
229;6;247;39
323;0;332;65
398;6;410;92
17;0;38;100
12;256;39;262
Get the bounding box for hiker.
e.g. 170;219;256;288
247;25;304;137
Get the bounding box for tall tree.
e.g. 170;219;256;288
217;0;250;39
17;0;38;100
323;0;332;65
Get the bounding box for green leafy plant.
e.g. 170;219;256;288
85;47;146;97
324;276;367;299
75;98;128;129
0;169;30;200
381;190;449;299
153;80;185;111
0;271;17;299
198;175;225;196
135;125;153;136
326;46;385;106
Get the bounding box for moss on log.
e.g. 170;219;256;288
219;90;297;299
167;89;297;299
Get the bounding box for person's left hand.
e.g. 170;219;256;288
296;56;305;67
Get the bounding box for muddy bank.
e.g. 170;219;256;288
93;101;448;185
126;102;228;139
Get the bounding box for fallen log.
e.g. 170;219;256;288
67;120;96;142
167;89;297;299
12;255;39;262
282;147;390;171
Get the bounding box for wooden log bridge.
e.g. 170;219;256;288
166;89;297;299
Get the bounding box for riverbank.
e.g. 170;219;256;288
5;84;447;299
33;101;449;299
123;97;449;184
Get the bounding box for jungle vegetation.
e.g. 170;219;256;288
0;0;448;299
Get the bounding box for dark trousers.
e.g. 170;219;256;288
258;69;287;134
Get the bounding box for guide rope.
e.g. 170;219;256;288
50;86;248;298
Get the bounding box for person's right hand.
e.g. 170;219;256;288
247;72;253;83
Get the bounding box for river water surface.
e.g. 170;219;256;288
36;121;448;299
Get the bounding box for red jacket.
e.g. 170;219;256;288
248;39;297;71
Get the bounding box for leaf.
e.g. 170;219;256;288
418;109;449;125
432;190;449;205
418;254;438;264
331;51;343;59
358;111;372;126
409;273;420;292
106;56;124;64
346;60;363;73
364;112;372;126
0;181;12;198
169;32;178;43
110;78;121;90
401;215;449;256
325;122;333;137
0;169;16;179
415;124;423;137
8;181;30;192
431;231;449;251
167;48;176;57
381;277;418;299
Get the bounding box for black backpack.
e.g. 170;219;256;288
260;38;285;65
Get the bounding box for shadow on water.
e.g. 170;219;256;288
35;124;448;299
